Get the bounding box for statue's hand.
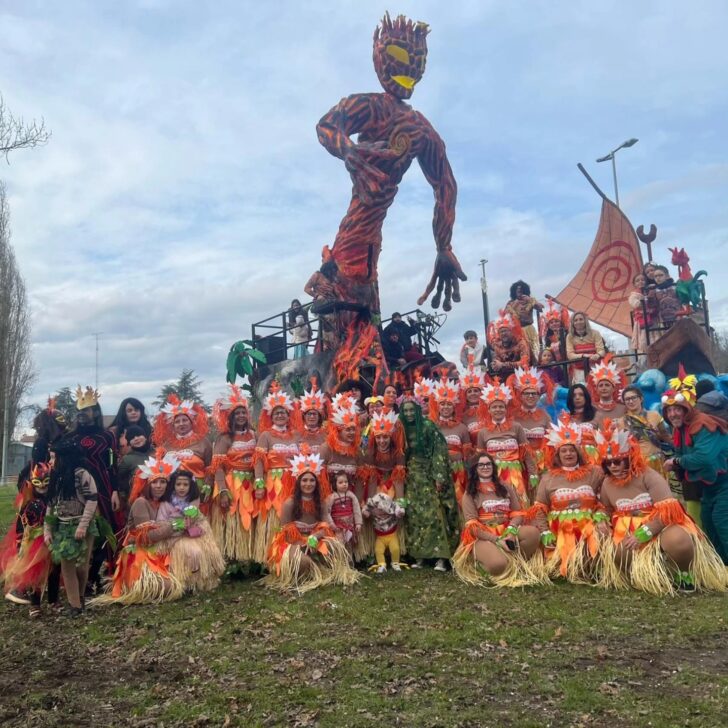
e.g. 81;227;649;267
417;249;467;312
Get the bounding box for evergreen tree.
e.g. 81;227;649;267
154;369;208;411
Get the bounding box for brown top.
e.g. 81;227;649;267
593;403;627;429
532;467;604;532
50;468;98;532
476;422;536;478
599;468;673;520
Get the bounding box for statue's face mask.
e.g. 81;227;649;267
373;15;429;99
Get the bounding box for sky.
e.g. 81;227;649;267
2;0;728;419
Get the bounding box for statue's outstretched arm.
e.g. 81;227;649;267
416;125;466;311
317;94;399;206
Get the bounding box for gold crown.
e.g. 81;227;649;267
75;385;99;410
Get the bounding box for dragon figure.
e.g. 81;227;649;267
313;12;466;319
669;246;707;310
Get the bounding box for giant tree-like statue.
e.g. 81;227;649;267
314;12;466;323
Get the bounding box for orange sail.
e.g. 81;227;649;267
554;198;643;337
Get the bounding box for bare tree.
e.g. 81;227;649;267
0;181;36;455
0;93;50;161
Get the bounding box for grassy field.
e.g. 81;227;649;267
1;485;726;727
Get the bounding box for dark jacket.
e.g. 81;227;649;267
696;391;728;424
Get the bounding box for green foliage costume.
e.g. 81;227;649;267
400;403;460;559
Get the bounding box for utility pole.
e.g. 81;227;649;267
480;259;491;364
92;332;103;390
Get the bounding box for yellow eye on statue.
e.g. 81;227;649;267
385;44;410;64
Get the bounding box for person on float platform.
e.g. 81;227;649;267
452;454;544;588
566;312;605;384
530;419;607;584
588;355;627;428
153;395;212;508
476;380;536;508
210;385;257;562
262;453;358;594
253;384;300;564
662;366;728;563
430;379;472;507
596;421;727;594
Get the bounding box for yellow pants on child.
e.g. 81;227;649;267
374;531;400;566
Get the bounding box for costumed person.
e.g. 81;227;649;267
5;398;66;606
510;366;554;478
93;451;184;606
361;395;384;451
297;384;329;454
211;385;257;562
362;492;406;573
108;397;153;457
530;419;607;583
565;312;605;384
304;260;339;352
383;383;400;414
262;453;359;594
539;348;565;386
153;394;212;506
320;394;365;499
399;399;459;571
588;354;627;428
44;440;99;616
460;357;487;446
0;463;60;617
413;377;435;416
505;280;543;362
662;367;728;563
476;380;537;508
487;311;530;379
69;386;123;596
156;469;225;593
619;385;671;476
597;422;727;594
566;383;600;465
540;299;569;362
452;454;544;588
651;266;681;330
324;472;363;550
364;410;407;557
430;379;472;506
253;384;301;563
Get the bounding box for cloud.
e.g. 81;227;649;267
1;0;727;415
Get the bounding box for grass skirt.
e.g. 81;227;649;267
452;522;548;588
261;523;361;594
545;518;608;585
210;471;257;562
2;529;51;594
159;518;225;593
600;525;728;596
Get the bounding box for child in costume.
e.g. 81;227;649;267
597;421;727;594
324;472;363;548
211;385;257;562
453;454;544;588
1;463;60;617
156;469;225;593
262;453;359;594
44;441;99;616
588;354;627;428
362;491;406;574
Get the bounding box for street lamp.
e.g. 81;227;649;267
596;137;638;208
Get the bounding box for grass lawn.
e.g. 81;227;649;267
1;483;726;727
